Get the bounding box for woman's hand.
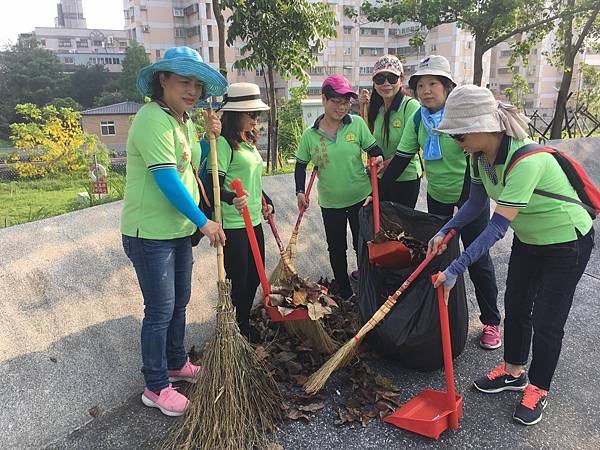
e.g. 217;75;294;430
203;110;222;138
359;89;370;106
371;155;384;173
199;219;226;248
427;232;447;257
363;195;373;207
297;192;309;211
233;189;248;214
432;271;455;305
381;158;391;172
262;203;274;220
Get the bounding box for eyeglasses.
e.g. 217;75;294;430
328;97;353;107
244;111;261;119
450;134;465;142
373;73;400;86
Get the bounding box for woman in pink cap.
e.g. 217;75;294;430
359;55;422;208
294;75;383;300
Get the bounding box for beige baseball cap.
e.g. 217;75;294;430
408;55;456;91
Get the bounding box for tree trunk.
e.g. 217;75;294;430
472;37;486;86
212;0;227;77
267;66;278;171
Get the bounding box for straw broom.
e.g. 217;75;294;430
164;105;282;450
304;230;457;394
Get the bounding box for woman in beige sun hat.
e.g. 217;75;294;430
205;82;274;343
381;55;502;351
430;84;594;427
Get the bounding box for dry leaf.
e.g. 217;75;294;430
277;306;296;316
297;402;325;412
268;294;286;307
254;346;269;361
292;289;308;306
374;375;399;392
88;405;101;418
266;444;284;450
286;408;309;421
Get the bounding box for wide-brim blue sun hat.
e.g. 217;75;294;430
136;46;228;103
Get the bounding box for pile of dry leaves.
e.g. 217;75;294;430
269;274;338;320
374;215;428;262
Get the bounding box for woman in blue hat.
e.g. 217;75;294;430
120;46;227;417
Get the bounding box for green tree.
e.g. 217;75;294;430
277;85;307;163
362;0;580;86
70;64;113;108
9;103;108;178
503;73;530;111
93;91;127;107
547;0;600;139
120;41;150;101
579;63;600;116
221;0;337;170
0;41;68;138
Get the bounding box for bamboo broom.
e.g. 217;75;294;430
164;105;282;450
304;229;457;394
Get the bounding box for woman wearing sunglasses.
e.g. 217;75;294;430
206;82;274;343
359;55;422;208
381;55;501;351
431;84;594;426
295;75;384;301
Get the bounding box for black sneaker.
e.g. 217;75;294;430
513;384;548;426
473;363;528;393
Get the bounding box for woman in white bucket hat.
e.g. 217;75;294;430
381;55;502;351
430;84;593;426
206;82;274;343
121;46;227;417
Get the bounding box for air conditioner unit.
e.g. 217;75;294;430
173;8;184;17
142;25;150;33
371;49;378;56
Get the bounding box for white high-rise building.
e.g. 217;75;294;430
56;0;87;29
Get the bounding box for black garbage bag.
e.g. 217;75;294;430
358;202;468;371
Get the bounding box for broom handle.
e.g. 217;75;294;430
207;103;225;282
230;179;271;296
434;274;459;430
292;168;317;234
360;101;368;122
353;229;457;341
262;196;285;251
369;157;380;234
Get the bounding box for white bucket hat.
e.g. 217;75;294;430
218;82;270;112
408;55;456;91
435;84;530;139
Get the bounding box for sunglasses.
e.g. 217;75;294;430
244;111;261;119
373;73;400;86
450;133;465;142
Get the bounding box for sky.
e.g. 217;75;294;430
0;0;125;48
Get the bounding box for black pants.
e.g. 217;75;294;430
223;225;265;332
504;228;594;391
382;178;421;209
427;194;501;326
321;200;363;298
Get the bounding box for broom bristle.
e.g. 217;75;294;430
303;337;360;394
284;319;339;354
163;280;282;450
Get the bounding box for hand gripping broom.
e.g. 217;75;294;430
304;230;457;394
165;105;282;450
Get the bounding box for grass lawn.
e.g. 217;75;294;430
0;173;125;228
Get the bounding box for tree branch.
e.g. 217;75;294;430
573;5;600;52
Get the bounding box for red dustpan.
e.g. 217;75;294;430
383;275;463;439
366;158;412;270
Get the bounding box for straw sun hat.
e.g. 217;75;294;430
218;83;270;112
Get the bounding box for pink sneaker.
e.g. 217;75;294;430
141;384;189;417
168;359;201;384
480;325;502;349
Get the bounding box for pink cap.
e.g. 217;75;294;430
322;75;358;99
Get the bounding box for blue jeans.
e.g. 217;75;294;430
427;194;501;326
122;235;192;392
504;228;594;391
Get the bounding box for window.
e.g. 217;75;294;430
89;57;97;64
465;41;472;49
256;68;264;77
359;66;374;75
63;57;74;64
500;50;512;58
497;67;512;74
237;68;246;76
175;28;185;38
208;47;214;63
155;49;161;59
184;3;199;16
186;26;200;37
207;25;213;41
429;44;437;52
142;25;150;33
119;40;127;48
93;40;103;47
173;7;184;17
76;40;88;48
360;27;384;37
308;66;324;75
40;39;46;46
113;58;120;64
307;87;322;96
58;39;72;47
528;82;535;90
206;3;212;19
101;121;116;136
343;47;352;56
343;26;352;35
359;47;384;57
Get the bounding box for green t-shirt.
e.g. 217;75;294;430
396;109;466;204
373;96;422;182
296;114;377;209
472;137;593;245
121;102;200;239
208;136;263;229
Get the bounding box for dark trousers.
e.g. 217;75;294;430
382;178;421;209
504;228;594;391
427;194;501;326
122;235;192;391
223;225;265;333
321;200;363;298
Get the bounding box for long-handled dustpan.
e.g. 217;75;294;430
366;158;412;269
383;274;463;439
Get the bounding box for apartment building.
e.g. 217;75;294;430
19;1;128;73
